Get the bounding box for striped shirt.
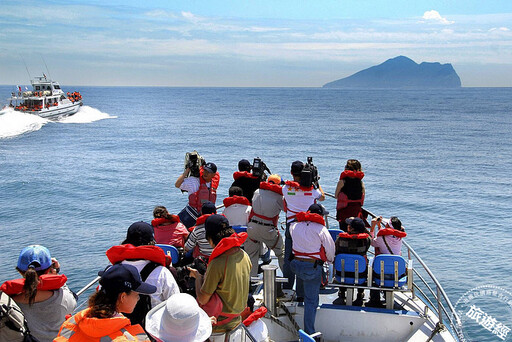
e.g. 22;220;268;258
184;223;214;257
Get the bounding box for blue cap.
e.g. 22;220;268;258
203;162;217;173
17;245;52;272
291;161;304;176
98;263;157;295
308;203;329;216
346;217;366;232
201;201;217;215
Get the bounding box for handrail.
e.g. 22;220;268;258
76;276;100;297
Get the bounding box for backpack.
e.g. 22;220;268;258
0;291;40;342
123;262;159;327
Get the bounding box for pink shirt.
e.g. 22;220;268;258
371;230;403;255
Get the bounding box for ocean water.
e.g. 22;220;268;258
1;86;511;340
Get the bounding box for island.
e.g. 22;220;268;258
323;56;461;88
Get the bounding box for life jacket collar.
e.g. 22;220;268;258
223;195;251;208
1;274;68;296
106;244;166;266
195;213;213;226
208;232;248;264
233;171;259;180
339;170;365;180
151;215;180;227
259;181;283;195
296;211;325;226
338;232;370;240
285;180;314;192
377;227;407;238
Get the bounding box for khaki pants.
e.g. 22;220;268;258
245;221;285;277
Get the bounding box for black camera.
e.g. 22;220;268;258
300;157;320;188
184;151;205;178
252;157;271;179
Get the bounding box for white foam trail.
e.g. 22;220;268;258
59;106;116;124
0;108;48;139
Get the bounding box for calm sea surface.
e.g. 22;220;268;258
1;86;511;340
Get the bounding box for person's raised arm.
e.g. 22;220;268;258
175;167;190;189
334;179;344;198
317;184;325;202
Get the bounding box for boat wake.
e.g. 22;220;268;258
0;106;115;139
59;106;116;124
0;108;48;139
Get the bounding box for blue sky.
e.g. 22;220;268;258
0;0;511;87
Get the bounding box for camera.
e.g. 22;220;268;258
252;157;271;179
300;157;320;188
184;151;205;178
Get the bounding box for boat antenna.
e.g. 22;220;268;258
19;53;31;80
40;55;52;80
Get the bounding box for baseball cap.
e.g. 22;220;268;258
98;263;157;295
201;201;217;215
308;203;329;216
291;161;304;176
123;221;155;246
205;214;230;231
345;217;366;232
17;245;52;272
267;174;281;185
203;162;217;173
238;159;251;172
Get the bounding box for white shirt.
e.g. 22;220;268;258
282;184;322;222
289;220;335;263
223;203;252;226
179;176;211;193
121;260;180;307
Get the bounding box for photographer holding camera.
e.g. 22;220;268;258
282;159;325;292
175;156;220;228
231;158;269;204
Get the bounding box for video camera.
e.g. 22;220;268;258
252;157;271;179
300;157;320;188
184;151;205;178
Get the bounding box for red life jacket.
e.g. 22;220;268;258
336;171;365;210
208;232;248;265
377;228;407;238
243;307;268;327
151;215;180;227
106;244;167;266
284;180;314;192
338;232;370;240
188;168;220;213
296;211;325;225
1;274;68;296
233;171;258;180
223;195;250;208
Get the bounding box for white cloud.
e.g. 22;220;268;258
489;27;510;32
422;10;454;25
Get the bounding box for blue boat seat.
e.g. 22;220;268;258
232;225;248;234
334;254;367;285
328;229;343;242
156;244;179;266
299;329;322;342
372;254;407;288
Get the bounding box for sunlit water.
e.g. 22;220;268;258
1;86;511;340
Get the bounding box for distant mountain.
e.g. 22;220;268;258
323;56;461;88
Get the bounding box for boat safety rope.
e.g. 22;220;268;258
426;321;446;342
266;301;301;339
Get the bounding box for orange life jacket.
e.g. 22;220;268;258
223;195;250;208
105;244;167;266
0;274;67;296
54;308;150;342
233;171;259;180
377;227;407;238
291;214;328;262
336;170;365;210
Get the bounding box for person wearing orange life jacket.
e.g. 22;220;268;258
188;215;251;341
222;186;252;226
289;204;335;335
245;174;285;277
54;263;156;342
282;160;325;290
231;159;261;204
335;159;365;229
184;201;217;258
0;245;76;342
367;216;407;308
111;222;179;320
332;217;371;307
175;162;220;228
151;206;189;248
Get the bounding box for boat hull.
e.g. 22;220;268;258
23;102;81;120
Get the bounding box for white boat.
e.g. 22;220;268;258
1;75;82;119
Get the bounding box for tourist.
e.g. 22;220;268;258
0;245;76;342
188;214;251;341
184;201;217;258
245;174;285;278
105;221;180;326
175;162;220;228
334;159;365;228
54;263;156;342
151;206;189;248
289;204;335;335
367;216;407;307
332;217;371;306
222;186;252;227
282;160;325;291
145;293;213;342
230;159;261;203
